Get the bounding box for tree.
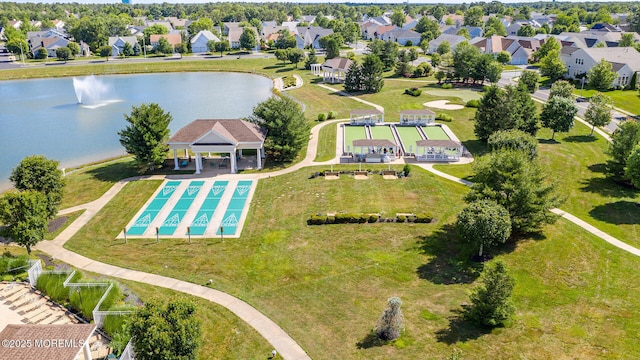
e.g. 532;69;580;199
375;297;404;341
118;103;172;171
10;155;66;220
121;42;134;56
488;129;538;160
457;200;511;257
630;9;640;33
540;97;577;140
484;16;507;37
239;28;257;51
436;41;450;55
67;42;81;57
36;48;48;60
496;51;511;65
435;70;446;84
390;11;405;27
430;53;441;67
156;37;173;55
344;61;363;92
519;70;539;93
584;92;612;135
415;17;440;42
0;191;48;255
505;83;539;136
274;49;288;64
534;36;560;63
457;27;471;40
143;24;168;44
287;48;305;68
360;54;384;93
517;24;536;37
606;120;640;182
248;96;309;162
129;299;201;360
539;49;566;82
56;47;70;61
625;145;640;188
619;33;634;47
464;261;515;327
485;61;503;84
188;18;213;35
466;150;562;234
213;40;229;57
588;59;616;91
325;38;340;59
464;6;484;27
304;48;317;70
549;80;575;99
474;85;508;141
274;29;296;49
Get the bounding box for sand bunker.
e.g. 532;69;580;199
423;100;464;110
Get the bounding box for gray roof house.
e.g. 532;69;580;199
228;27;259;50
191;30;220;53
295;26;333;49
428;34;466;54
381;29;421;46
561;46;640;88
108;36;138;56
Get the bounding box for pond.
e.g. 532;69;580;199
0;72;273;191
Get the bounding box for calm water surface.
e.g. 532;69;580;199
0;72;273;190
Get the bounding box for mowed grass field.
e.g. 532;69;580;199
63;165;640;359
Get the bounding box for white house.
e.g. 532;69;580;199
561;47;640;88
191;30;220;53
108;36;138;56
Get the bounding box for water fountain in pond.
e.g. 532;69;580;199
73;75;119;109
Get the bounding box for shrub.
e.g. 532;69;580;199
396;215;407;223
442;83;453;89
317;113;326;121
327;111;337;119
326;215;336;224
415;213;433;223
335;213;350;224
36;273;72;303
308;214;327;225
466;99;480;108
0;255;29;275
436;113;453;121
405;40;413;47
368;214;379;223
403;164;411;176
482;85;492;92
404;87;422;97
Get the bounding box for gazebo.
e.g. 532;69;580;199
350;109;385;125
167;119;266;174
415;139;462;162
399;109;436;125
352;139;398;163
318;57;353;83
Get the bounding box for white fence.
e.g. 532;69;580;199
120;340;135;360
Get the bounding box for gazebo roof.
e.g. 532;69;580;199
322;57;353;71
416;139;461;147
400;109;436;115
350;109;384;116
353;139;397;147
0;324;96;360
168;119;266;145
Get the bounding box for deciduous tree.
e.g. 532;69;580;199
518;70;539;93
287;48;305;68
588;59;616;91
415;17;440;42
464;261;515;327
539;49;566;82
325;38;340;59
487;129;538;159
549;80;575;99
212;40;229;57
0;190;48;255
10;155;65;220
457;200;511;257
118;103;172;171
625;145;640;188
606;120;640;182
239;27;257;51
248;96;309;162
540;96;577;140
375;297;404;341
584;92;612;135
534;36;560;62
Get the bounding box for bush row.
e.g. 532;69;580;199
436;113;453;121
0;253;30;281
308;213;433;225
404;87;422;97
317;111;337;121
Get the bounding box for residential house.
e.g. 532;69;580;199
146;20;173;32
108;36;138;56
262;21;278;28
370;15;392;26
191;30;220;53
29;36;70;57
261;26;288;41
471;35;539;65
228;27;259;50
282;21;300;32
223;22;240;35
27;30;68;40
557;31;640;48
8;20;23;30
295;26;333;49
561;46;640;87
441;14;464;28
428;34;466;54
29;20;42;29
381;29;421;46
52;20;65;32
365;25;396;41
149;33;182;50
127;25;145;38
0;27;5;41
591;23;622;32
166;17;190;29
442;25;483;38
301;15;317;24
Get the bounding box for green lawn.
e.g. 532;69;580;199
63;165;640;359
314;122;341;162
576;88;640;115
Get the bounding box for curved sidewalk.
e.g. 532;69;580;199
418;163;640;257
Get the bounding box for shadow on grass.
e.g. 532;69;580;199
461;139;489;156
587;163;607;173
263;64;287;69
580;176;636;198
310;77;323;84
275;67;296;73
356;331;387;349
84;161;141;183
538;138;560;144
435;309;493;344
590;201;640;225
416;224;483;285
563;135;598;143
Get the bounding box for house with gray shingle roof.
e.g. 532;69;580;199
428;34;466;54
108;36;138;56
381;29;421;46
561;47;640;88
168;119;266;174
191;30;220;53
295;26;333;49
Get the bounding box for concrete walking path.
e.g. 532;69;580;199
417;164;640;257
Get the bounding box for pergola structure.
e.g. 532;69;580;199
399;109;436;125
318;57;353;83
350;109;385;125
0;324;97;360
352;139;398;162
167;119;266;174
415;139;462;162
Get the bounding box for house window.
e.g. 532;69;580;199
574;58;584;65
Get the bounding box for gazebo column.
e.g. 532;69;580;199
230;149;237;174
173;149;179;170
184;149;188;157
82;340;93;360
195;151;201;174
256;147;262;170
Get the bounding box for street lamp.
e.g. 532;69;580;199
580;77;586;97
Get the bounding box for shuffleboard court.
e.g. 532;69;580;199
217;180;253;236
423;126;450;140
369;125;396;142
127;181;181;236
344;125;369;154
395;126;425;154
158;181;204;235
189;181;229;236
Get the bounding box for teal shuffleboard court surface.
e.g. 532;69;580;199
158;181;204;236
127;181;181;235
217;180;253;236
189;181;229;236
423;126;450;140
